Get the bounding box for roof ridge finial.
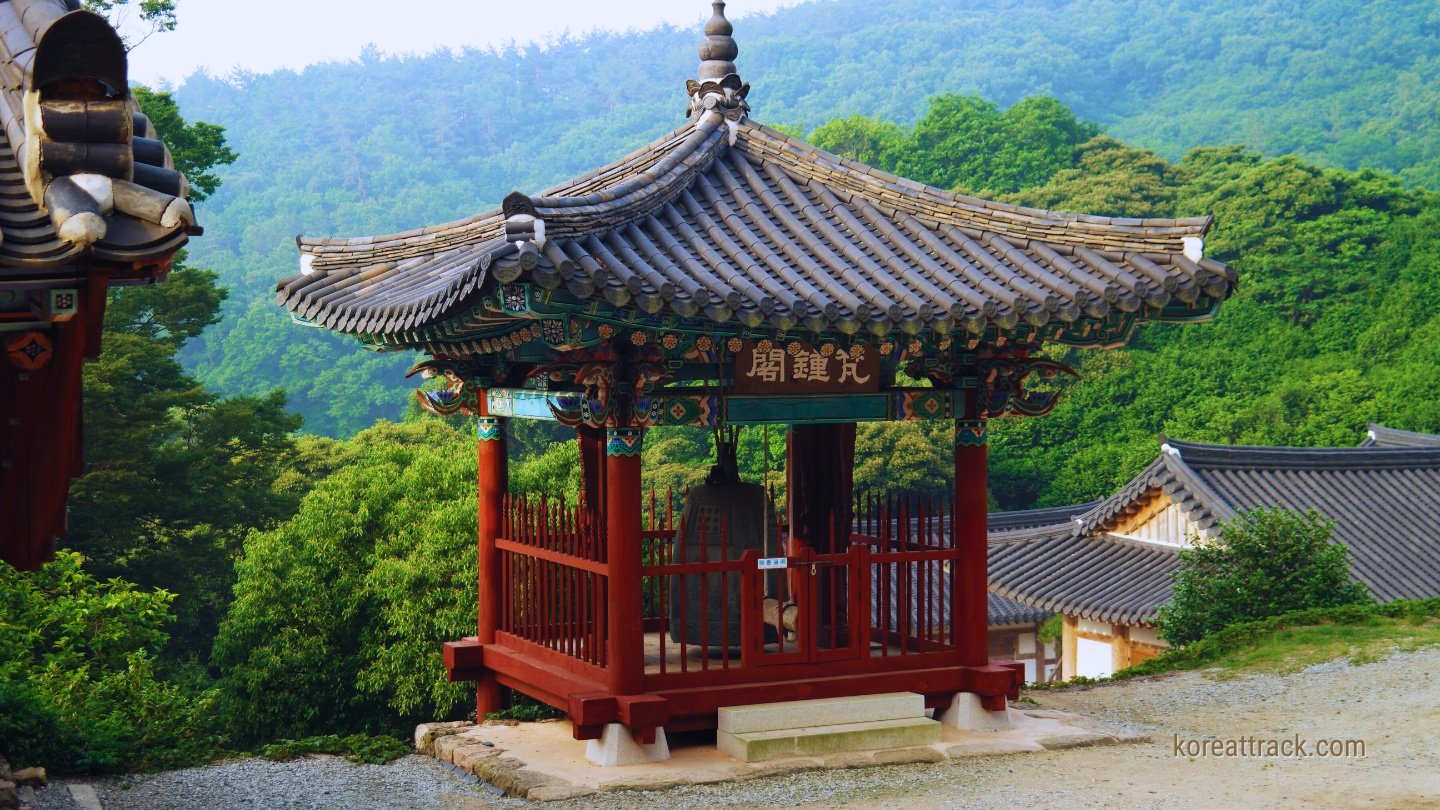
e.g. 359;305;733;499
698;1;739;80
687;1;750;127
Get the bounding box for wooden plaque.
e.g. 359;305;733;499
731;341;880;395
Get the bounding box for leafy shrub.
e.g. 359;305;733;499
259;733;411;765
35;652;222;772
0;677;71;768
0;553;222;772
1157;508;1372;645
485;693;564;722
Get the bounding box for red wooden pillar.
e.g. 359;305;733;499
605;426;644;696
0;281;100;572
475;415;508;717
954;416;989;668
785;423;856;645
784;423;856;553
577;424;607;535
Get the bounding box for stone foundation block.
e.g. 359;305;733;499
584;724;670;766
939;692;1013;731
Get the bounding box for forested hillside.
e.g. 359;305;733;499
8;0;1440;773
173;0;1440;436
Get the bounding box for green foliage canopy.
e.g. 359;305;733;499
0;553;221;772
1157;508;1372;646
212;420;479;744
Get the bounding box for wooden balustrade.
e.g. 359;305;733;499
496;488;969;680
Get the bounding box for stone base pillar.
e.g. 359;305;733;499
939;692;1013;732
584;723;671;766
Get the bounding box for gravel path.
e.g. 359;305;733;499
43;756;525;810
36;647;1440;809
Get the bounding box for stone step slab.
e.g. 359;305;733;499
718;716;942;762
717;691;924;735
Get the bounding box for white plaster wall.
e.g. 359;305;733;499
1076;637;1114;678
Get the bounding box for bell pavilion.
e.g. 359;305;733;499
278;2;1233;762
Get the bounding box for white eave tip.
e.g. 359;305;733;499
1161;442;1181;457
300;253;316;275
1182;236;1204;262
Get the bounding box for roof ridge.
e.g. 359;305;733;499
1165;438;1440;470
736;122;1217;255
296;119;723;269
527;115;731;235
1363;423;1440;448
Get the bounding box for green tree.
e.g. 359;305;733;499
1005;135;1182;218
212;420;478;744
0;552;221;772
810;114;907;169
131;87;238;202
1157;508;1372;646
67;268;302;659
65;87;292;660
899;95;1100;196
83;0;177;51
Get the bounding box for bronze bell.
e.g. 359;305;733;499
668;430;769;648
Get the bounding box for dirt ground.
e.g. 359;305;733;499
779;648;1440;810
41;647;1440;809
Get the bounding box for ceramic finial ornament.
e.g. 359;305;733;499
698;1;738;80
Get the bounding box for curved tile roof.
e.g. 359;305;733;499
1362;423;1440;448
0;0;196;273
989;531;1179;626
988;592;1052;626
990;431;1440;625
280;10;1234;350
1168;438;1440;604
988;500;1101;536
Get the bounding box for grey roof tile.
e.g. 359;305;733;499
989;431;1440;625
282;118;1231;343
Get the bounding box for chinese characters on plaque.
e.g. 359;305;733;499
732;341;881;394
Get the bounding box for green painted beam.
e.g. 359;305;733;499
725;394;892;424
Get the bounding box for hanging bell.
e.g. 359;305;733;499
668;428;767;649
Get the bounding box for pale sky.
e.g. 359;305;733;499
125;0;807;88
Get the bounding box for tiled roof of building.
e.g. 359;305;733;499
988;591;1053;626
1362;423;1440;448
988;500;1101;536
277;6;1232;351
0;0;196;274
1167;438;1440;604
987;428;1440;624
989;530;1179;626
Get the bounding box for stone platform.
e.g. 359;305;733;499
415;706;1148;802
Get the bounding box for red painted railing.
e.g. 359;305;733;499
496;489;969;681
497;494;608;667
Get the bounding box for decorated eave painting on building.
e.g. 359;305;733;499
277;0;1234;426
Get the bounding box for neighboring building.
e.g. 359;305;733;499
985;501;1100;682
0;1;199;570
987;592;1060;683
990;426;1440;679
